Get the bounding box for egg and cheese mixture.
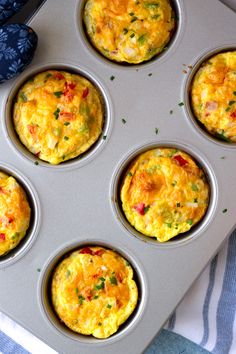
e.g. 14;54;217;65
120;148;210;242
191;51;236;142
0;172;31;256
83;0;176;64
13;70;104;164
51;247;138;338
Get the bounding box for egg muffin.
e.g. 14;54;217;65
191;51;236;142
51;246;138;338
120;148;210;242
13;70;104;164
0;172;31;256
83;0;176;64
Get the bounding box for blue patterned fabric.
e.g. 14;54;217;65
0;23;37;84
0;0;29;24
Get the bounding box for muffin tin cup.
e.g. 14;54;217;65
3;61;113;171
76;0;185;69
110;140;218;248
0;163;41;268
184;44;236;148
0;1;235;353
38;239;147;345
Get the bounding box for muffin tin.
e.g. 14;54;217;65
0;0;235;353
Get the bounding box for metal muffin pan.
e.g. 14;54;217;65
0;0;235;353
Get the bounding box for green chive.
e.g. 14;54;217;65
171;181;177;186
45;73;52;79
103;135;107;140
144;205;150;214
176;202;180;207
229;100;235;105
131;16;138;22
215;132;230;142
125;260;130;266
53;91;63;98
99;277;105;282
148;73;153;76
93;295;99;299
151;14;160;19
191;184;198;191
110;75;115;81
53;108;60;119
222;208;228;213
221;156;225;159
130;33;135;38
98;322;102;326
155;128;159;134
19;92;28;102
64;136;69;141
109;276;118;285
34;161;39;166
187;219;193;225
178;102;184;107
225;107;231;112
75;288;79;294
122;118;127;124
129;12;134;16
138;34;146;45
37;268;41;272
123;28;128;34
107;304;112;309
144;2;160;9
127;171;132;177
66;269;71;278
170;110;173;114
64;122;70;126
233;91;236;96
95;282;105;290
166;223;172;228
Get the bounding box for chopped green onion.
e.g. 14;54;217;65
178;102;184;107
53;91;63;98
130;33;135;38
64;136;69;141
19;92;28;102
122;118;127;124
103;135;107;140
144;205;150;214
131;16;138;22
107;304;112;309
187;219;193;225
191;184;198;191
127;171;132;177
53;108;60;119
110;75;115;81
229;100;235;105
34;161;39;166
222;208;228;213
64;122;70;126
176;203;180;207
66;269;71;278
93;295;99;299
138;34;146;45
144;2;160;9
123;28;128;34
109;276;118;285
155;128;159;134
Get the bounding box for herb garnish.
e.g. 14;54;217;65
64;122;70;126
78;294;85;305
20;92;27;102
155;128;159;134
110;75;115;81
222;208;228;213
178;102;184;107
53;91;63;98
187;219;193;225
107;304;112;309
122;118;127;124
191;184;198;191
53;108;60;119
64;136;69;141
109;276;118;285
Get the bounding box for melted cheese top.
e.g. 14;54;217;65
13;70;104;164
191;51;236;142
121;148;210;242
83;0;175;64
51;247;138;338
0;172;31;256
